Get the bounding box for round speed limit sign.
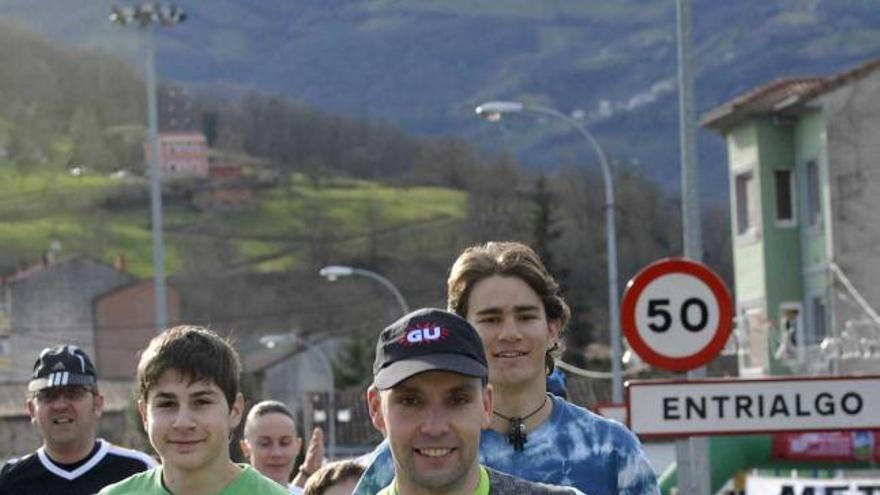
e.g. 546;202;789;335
621;258;733;372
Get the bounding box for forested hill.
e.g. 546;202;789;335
2;1;880;195
0;19;715;351
0;20;145;169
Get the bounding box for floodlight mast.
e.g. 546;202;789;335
110;3;186;332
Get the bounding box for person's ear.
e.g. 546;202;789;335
481;384;493;429
239;438;252;459
547;319;562;348
93;392;105;419
367;385;386;435
229;393;245;430
26;397;37;425
137;399;148;429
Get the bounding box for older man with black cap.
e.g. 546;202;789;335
366;308;585;495
0;344;156;495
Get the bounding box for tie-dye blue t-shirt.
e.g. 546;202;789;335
352;395;659;495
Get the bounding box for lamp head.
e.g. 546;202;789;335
159;5;187;25
319;265;355;282
260;333;303;349
109;6;134;25
260;335;280;349
475;101;525;122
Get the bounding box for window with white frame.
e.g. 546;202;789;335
805;159;821;227
774;169;795;225
735;170;757;235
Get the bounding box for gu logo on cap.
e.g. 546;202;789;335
373;308;488;390
401;324;449;345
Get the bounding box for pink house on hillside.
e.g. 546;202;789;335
153;132;209;178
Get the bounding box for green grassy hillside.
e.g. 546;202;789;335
0;166;466;278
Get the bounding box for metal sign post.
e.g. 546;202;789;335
622;258;732;494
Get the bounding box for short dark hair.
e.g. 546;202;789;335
447;241;571;374
244;400;300;438
136;325;241;408
302;459;365;495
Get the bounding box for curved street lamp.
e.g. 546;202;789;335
475;100;623;404
261;333;336;460
319;265;410;315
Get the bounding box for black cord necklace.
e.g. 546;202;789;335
492;394;549;452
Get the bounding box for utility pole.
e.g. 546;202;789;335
675;0;711;493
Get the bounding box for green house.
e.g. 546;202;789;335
701;57;880;377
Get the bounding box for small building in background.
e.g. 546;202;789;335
193;161;254;211
153;131;209;178
209;162;242;179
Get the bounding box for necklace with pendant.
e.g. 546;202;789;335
492;394;549;451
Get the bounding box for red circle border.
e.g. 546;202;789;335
620;257;733;373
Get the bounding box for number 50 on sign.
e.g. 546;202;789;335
621;258;733;372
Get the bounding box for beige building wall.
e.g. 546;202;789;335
823;68;880;337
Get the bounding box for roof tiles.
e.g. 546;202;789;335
702;56;880;131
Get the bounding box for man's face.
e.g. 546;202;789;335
240;412;302;485
27;385;103;453
368;371;492;494
139;369;243;474
466;275;560;392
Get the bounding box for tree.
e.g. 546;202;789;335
531;172;565;279
202;111;219;147
67;106;113;171
463;152;532;242
332;333;374;388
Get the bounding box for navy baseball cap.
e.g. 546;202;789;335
373;308;488;390
28;345;97;392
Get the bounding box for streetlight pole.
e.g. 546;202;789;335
475;101;623;403
262;334;337;460
319;265;410;315
110;3;186;332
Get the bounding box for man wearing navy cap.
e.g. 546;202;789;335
0;345;156;495
366;308;584;495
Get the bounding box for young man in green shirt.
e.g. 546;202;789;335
367;308;584;495
99;325;289;495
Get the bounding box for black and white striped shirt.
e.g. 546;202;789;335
0;438;156;495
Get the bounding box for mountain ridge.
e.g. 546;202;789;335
2;1;879;195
